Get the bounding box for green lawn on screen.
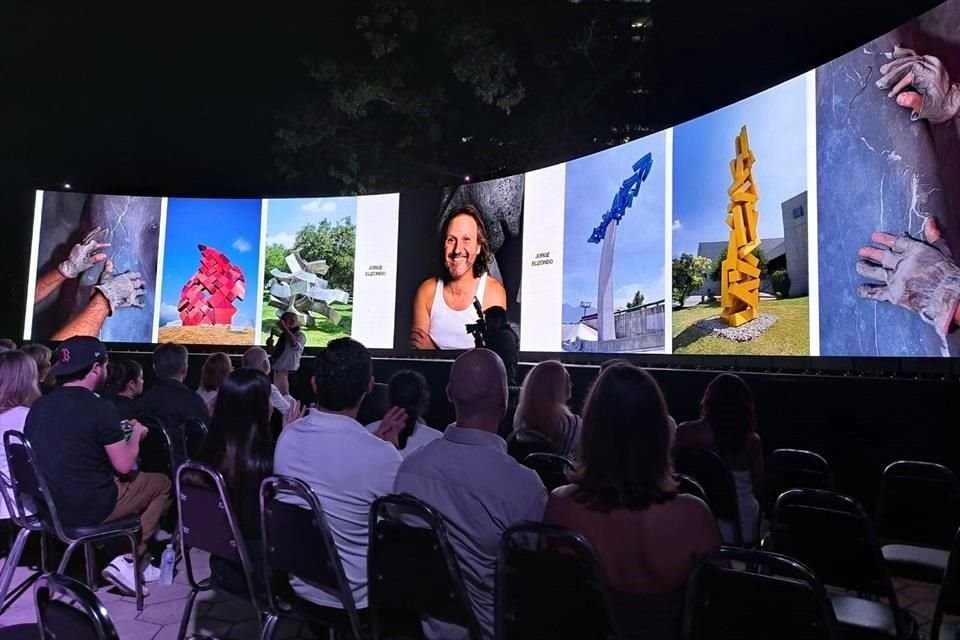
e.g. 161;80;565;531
261;297;353;348
671;297;809;355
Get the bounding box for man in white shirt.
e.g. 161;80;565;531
240;346;292;414
274;337;404;610
395;349;547;639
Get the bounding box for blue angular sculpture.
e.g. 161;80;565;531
588;153;654;244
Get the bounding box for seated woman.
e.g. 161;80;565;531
675;373;764;545
365;370;441;458
197;352;232;414
104;359;144;417
188;368;275;592
544;363;720;640
514;360;580;458
0;351;42;520
20;343;54;394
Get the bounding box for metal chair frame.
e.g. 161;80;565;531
34;572;120;640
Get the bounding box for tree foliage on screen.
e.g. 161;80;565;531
672;254;713;307
709;247;768;283
263;218;357;294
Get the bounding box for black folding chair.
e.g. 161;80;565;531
522;453;573;492
368;494;481;640
259;475;366;640
766;449;834;509
931;527;960;640
768;489;915;639
35;572;119;640
0;464;47;614
675;474;710;507
496;522;625;640
4;431;144;611
682;548;842;640
136;417;177;478
175;462;263;640
181;418;208;461
674;447;751;546
875;460;960;583
505;429;552;465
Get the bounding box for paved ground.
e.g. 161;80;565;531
0;548;944;639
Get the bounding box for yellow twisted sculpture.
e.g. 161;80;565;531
721;126;762;327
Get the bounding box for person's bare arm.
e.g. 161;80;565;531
104;420;147;475
410;279;438;350
35;270;67;304
483;276;508;310
51;294;110;340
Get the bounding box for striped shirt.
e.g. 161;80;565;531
513;412;582;459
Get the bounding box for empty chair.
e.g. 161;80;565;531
496;522;625;640
175;462;262;640
136;417;177;478
368;494;481;640
875;460;960;583
675;474;710;508
766;449;834;508
522;453;573;492
4;431;144;611
931;527;960;640
259;475;366;640
505;429;552;464
768;489;915;639
35;573;119;640
674;446;749;545
181;418;208;461
682;548;842;640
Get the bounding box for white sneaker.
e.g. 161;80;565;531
102;556;149;597
142;562;161;583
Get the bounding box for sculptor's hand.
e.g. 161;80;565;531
94;260;146;315
58;226;111;278
877;46;960;124
857;218;960;337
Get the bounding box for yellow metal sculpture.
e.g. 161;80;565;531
721;126;761;327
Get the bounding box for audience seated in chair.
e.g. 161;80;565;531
676;373;764;544
20;344;54;396
24;336;171;597
274;337;405;613
241;346;294;415
104;360;144;417
513;360;581;458
196;352;232;415
366;369;442;459
395;348;547;640
0;350;42;521
544;362;720;640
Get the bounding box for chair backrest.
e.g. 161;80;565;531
675;474;710;507
682;548;842;640
496;522;624;640
767;449;834;507
357;382;390;426
181;418;208;461
506;429;552;464
769;489;909;634
259;475;363;636
175;462;258;600
35;573;119;640
876;460;960;548
137;417;176;478
368;494;481;640
3;430;67;539
522;453;573;492
673;447;742;544
932;527;960;638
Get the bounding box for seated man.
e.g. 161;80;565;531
395;349;547;639
274;337;404;612
24;336;170;596
241;346;292;414
131;342;209;464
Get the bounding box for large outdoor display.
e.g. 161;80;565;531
22;0;960;357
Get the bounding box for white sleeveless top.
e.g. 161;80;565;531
428;273;488;350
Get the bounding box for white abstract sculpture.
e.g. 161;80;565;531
265;250;350;326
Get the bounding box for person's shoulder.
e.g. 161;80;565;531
666;493;714;523
415;278;438;300
364;419;382;434
0;405;31;428
484;274;507;299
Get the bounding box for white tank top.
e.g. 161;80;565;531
428;273;488;349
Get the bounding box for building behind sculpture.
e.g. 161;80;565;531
780;191;808;297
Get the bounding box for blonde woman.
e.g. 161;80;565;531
197;352;233;413
0;350;42;519
514;360;581;458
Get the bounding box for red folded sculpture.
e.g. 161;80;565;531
177;245;246;326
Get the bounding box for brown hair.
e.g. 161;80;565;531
516;360;572;445
0;351;41;413
700;373;757;462
200;352;233;392
20;344;52;381
573;363;676;510
439;205;491;280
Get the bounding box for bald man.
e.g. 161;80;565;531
394;349;547;640
241;346;293;414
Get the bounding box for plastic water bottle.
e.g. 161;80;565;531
160;544;176;586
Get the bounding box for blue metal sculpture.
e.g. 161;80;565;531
588;153;654;243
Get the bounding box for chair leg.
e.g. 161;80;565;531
258;613;279;640
57;540;81;574
0;528;30;607
39;532;48;573
177;588;199;640
128;532;144;612
84;542;97;588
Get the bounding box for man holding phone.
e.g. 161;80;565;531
25;336;171;597
267;311;306;396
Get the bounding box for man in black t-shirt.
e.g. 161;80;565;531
25;336;171;597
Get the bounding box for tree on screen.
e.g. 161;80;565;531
294;218;356;293
626;291;645;308
672;254;712;307
709;246;768;283
264;243;288;285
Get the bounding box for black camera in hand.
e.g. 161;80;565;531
465;297;488;348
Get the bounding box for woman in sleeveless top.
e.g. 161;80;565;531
410;205;507;349
513;360;581;458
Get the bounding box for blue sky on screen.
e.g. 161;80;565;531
563;131;667;311
265;196;357;249
159;198;262;327
672;74;807;258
